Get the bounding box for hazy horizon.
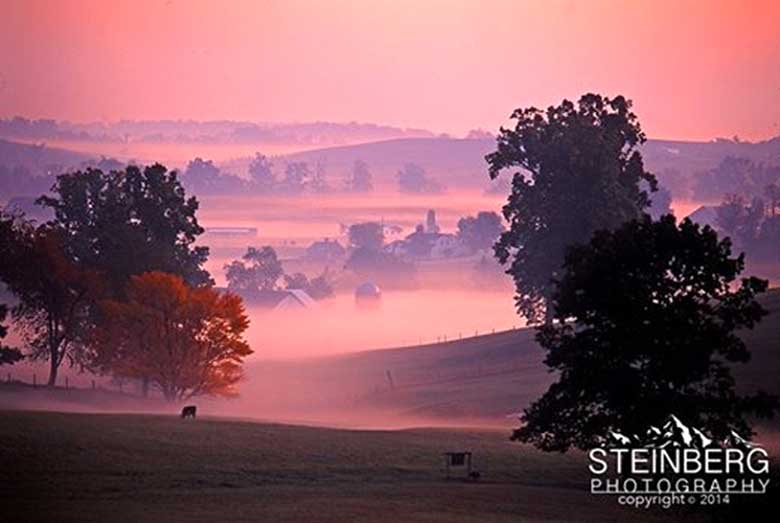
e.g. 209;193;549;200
2;0;779;142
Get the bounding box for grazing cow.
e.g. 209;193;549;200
181;405;197;419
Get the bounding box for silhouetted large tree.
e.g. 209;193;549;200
514;215;777;451
486;94;656;323
38;164;211;295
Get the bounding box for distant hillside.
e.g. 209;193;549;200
642;138;780;175
0;139;90;172
4;134;780;198
0;140;93;202
270;136;780;192
0;117;435;148
279;137;495;190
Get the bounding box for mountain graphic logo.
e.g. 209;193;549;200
607;415;758;450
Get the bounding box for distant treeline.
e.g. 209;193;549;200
0;137;456;199
0;117;435;146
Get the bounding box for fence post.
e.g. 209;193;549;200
32;374;36;388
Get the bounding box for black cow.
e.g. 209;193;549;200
181;405;197;419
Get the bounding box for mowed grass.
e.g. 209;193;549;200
0;410;692;523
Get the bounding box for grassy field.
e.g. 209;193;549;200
0;410;702;523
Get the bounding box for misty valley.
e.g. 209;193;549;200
2;2;780;521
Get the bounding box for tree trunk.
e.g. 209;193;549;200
544;295;556;326
544;306;554;326
47;355;58;387
162;385;176;402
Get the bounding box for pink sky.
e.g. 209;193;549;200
1;0;778;141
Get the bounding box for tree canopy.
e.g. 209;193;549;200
457;211;504;252
347;159;373;193
397;163;443;194
0;217;102;385
514;215;776;452
224;246;284;293
279;162;310;194
694;156;780;201
715;191;780;262
38;164;211;295
248;153;275;192
486;93;656;323
284;270;334;300
348;222;384;251
96;272;251;401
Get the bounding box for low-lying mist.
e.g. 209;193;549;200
245;288;521;359
9;191;770;431
0;286;526;429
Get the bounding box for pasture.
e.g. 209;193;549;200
0;410;693;523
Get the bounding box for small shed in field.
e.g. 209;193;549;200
443;451;474;480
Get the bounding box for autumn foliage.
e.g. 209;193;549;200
97;272;252;401
0;219;102;385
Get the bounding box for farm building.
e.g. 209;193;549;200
686;205;720;231
384;225;469;260
204;227;258;237
274;289;318;311
227;289;318;312
355;282;382;308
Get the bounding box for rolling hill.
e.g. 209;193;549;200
0;139;91;171
2;287;777;429
272;136;780;191
242;288;780;426
3;133;780;197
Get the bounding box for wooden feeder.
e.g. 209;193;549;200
443;451;478;480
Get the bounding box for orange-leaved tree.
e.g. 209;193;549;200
97;271;252;400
